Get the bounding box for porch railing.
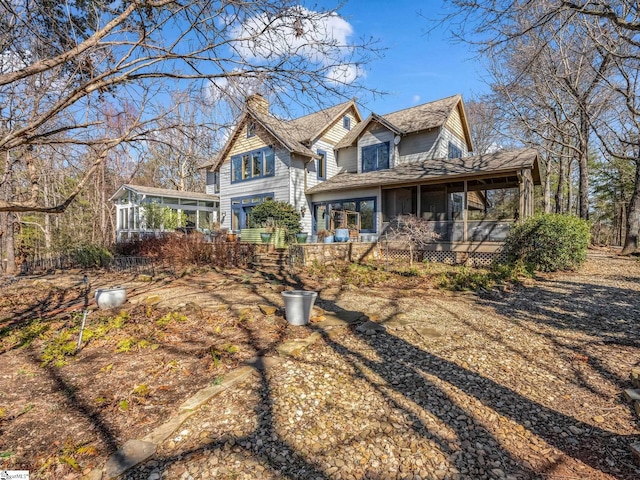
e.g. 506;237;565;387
385;219;514;243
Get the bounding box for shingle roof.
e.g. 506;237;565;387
306;148;541;194
109;184;219;202
335;94;462;150
204;99;359;171
286;99;358;143
383;95;460;133
249;109;317;157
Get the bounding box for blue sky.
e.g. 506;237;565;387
333;0;489;115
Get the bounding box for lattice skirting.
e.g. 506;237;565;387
385;249;507;267
422;251;457;265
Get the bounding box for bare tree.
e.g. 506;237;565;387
137;92;224;192
442;0;640;252
0;0;381;272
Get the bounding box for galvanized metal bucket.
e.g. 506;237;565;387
281;290;318;326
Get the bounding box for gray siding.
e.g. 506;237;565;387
397;129;440;163
305;139;339;193
357;127;396;173
217;146;291;230
336;146;357;173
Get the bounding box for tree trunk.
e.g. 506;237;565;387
622;160;640;254
543;156;551;213
1;212;17;274
555;155;565;213
567;160;574;214
578;115;589;220
43;172;52;250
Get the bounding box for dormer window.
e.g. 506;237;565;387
343;116;351;130
247;121;256;138
448;142;462;159
362;142;390;172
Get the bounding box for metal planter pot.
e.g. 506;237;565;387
281;290;318;326
95;287;127;309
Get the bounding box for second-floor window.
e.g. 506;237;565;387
317;150;326;180
448;142;462;159
362;142;390;172
231;147;275;183
343;116;351;130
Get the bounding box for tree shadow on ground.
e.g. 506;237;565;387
8;261;639;479
474;273;640;387
125;267;639;480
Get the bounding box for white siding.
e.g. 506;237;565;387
218;146;291;230
321;108;359;145
357;125;396;173
445;104;466;142
290;154;320;234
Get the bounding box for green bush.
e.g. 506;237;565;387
249;200;301;236
502;214;590;272
73;245;113;268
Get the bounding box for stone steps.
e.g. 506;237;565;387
252;250;290;270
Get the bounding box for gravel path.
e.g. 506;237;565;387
123;254;640;480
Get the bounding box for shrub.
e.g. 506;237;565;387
73;245;113;268
113;234;255;268
502;214;590;272
249;200;301;235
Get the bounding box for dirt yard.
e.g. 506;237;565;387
0;252;639;479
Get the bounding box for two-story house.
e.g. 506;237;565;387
203;93;540;249
202;94;362;234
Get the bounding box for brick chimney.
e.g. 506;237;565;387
246;93;269;115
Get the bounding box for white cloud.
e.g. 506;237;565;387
326;64;364;85
412;95;421;103
231;6;361;85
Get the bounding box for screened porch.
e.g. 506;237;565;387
381;171;534;247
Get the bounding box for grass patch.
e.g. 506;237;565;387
0;320;50;352
131;384;150;397
41;331;77;367
156;312;188;328
116;338;150;353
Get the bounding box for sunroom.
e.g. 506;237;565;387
110;184;219;242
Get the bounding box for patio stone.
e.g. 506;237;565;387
104;439;156;479
144;294;161;305
259;304;278;315
623;389;640;402
276;332;321;357
356;320;386;335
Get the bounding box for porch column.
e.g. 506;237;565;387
463;180;468;242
